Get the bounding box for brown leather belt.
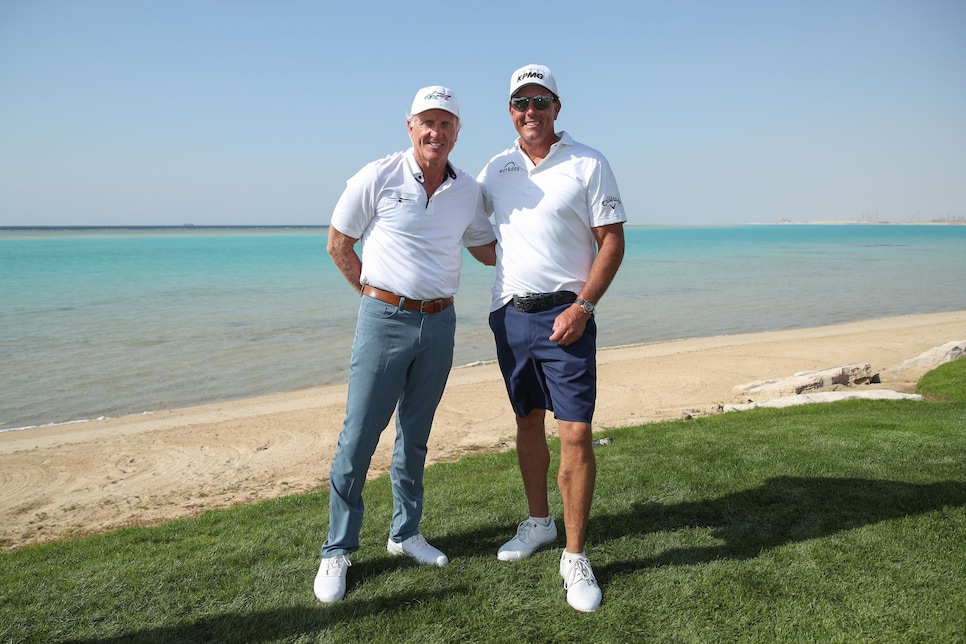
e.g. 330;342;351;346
362;285;454;314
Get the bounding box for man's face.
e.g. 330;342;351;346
509;85;559;147
408;109;459;169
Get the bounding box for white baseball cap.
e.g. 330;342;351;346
509;64;558;98
410;86;460;119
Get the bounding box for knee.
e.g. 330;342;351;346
516;409;546;434
558;421;592;447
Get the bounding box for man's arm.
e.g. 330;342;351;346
467;240;497;266
327;225;363;293
549;223;625;346
578;222;625;305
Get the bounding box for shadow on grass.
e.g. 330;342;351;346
592;476;966;580
62;585;472;644
62;477;965;642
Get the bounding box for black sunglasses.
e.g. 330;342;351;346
510;95;556;112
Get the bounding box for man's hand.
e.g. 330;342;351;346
549;304;590;346
548;223;624;345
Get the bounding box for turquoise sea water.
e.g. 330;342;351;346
1;224;964;431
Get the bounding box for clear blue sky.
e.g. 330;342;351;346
1;1;964;226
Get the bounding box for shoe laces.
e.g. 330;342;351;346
325;554;351;576
562;556;597;590
407;534;429;549
515;520;542;543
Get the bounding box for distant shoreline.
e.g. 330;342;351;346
2;220;963;232
0;224;329;231
770;219;966;225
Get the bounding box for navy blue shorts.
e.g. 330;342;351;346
488;302;597;423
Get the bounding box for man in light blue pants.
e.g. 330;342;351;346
314;85;496;604
325;297;456;556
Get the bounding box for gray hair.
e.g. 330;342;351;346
407;111;462;132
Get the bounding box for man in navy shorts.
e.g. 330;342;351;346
478;64;627;613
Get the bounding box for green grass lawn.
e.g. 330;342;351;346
3;360;965;643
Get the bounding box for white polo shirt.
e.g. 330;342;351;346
331;149;496;300
478;131;627;311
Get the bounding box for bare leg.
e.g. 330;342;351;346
515;409;550;518
557;420;596;553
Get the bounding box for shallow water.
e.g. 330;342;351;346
2;224;963;431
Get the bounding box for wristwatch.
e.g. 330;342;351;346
575;298;595;315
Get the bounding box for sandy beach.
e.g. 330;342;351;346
2;310;964;551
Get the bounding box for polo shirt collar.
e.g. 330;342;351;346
405;148;457;184
513;130;574;163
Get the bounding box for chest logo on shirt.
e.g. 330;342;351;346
602;196;622;210
499;162;521;174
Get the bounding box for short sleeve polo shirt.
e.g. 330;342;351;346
331;149;495;300
478;131;627;310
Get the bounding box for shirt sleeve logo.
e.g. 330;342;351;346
499;162;521;174
602;196;622;209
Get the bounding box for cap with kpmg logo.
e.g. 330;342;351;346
509;64;558;98
410;86;460;119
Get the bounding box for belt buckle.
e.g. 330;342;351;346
514;293;543;313
419;299;440;314
512;294;528;312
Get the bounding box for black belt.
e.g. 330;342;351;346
362;285;454;314
511;291;577;313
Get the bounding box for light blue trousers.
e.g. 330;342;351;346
322;295;456;557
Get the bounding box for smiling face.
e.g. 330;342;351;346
510;85;560;152
408;108;459;171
